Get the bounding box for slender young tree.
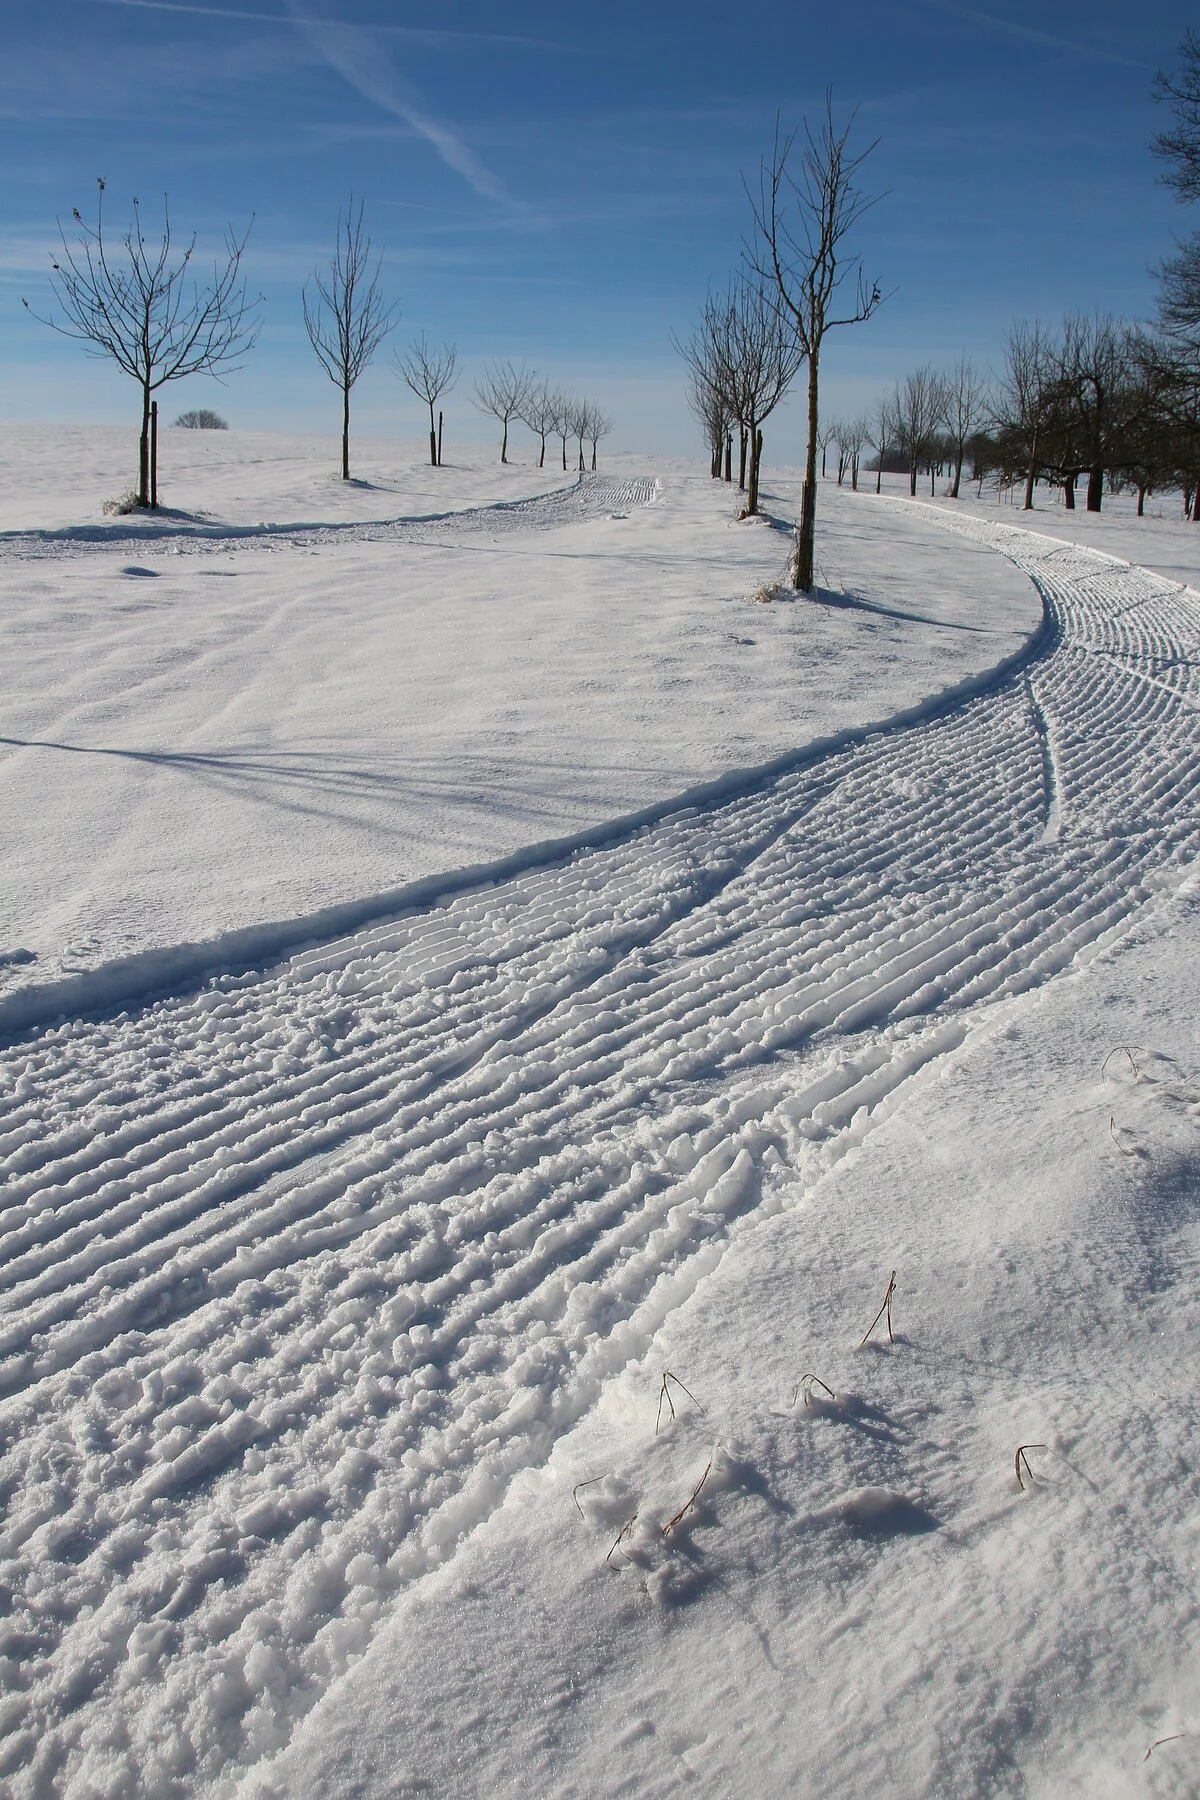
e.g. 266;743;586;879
586;405;612;470
304;198;396;481
894;368;942;497
940;356;989;498
519;380;558;468
749;97;884;590
394;334;457;466
24;178;259;508
473;361;536;463
551;391;575;471
867;394;895;494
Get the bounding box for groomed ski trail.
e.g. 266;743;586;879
0;472;659;564
2;503;1199;1797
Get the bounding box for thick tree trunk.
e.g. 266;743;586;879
930;462;935;497
1086;465;1104;512
851;453;858;492
341;384;351;481
1137;484;1147;517
591;443;597;471
738;428;747;492
150;400;158;509
1063;473;1077;510
950;451;963;499
724;435;732;482
1192;478;1200;521
562;438;568;471
875;454;883;496
909;456;918;498
427;400;437;467
501;419;508;463
790;355;820;592
539;432;546;469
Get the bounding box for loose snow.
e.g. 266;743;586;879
2;434;1199;1799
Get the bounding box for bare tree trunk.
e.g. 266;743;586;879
790;355;820;590
875;455;883;495
150;400;158;509
539;431;546;468
1086;465;1104;512
1192;478;1200;521
724;435;732;482
1137;483;1147;516
501;419;509;464
1023;423;1038;510
341;383;350;480
427;400;437;467
738;428;748;491
1063;474;1076;509
746;424;762;514
438;411;444;466
908;455;917;498
930;462;935;497
591;443;597;471
139;382;152;507
950;451;963;499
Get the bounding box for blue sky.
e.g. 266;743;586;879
2;0;1196;460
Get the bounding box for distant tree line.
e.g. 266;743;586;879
23;188;615;507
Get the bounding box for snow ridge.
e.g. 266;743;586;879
2;511;1199;1795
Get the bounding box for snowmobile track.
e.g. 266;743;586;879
1;501;1199;1796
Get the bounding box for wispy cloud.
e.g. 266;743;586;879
280;2;534;219
918;0;1149;69
86;0;572;55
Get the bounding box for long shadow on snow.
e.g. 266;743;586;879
0;581;1055;1047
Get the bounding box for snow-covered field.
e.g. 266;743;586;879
3;430;1200;1798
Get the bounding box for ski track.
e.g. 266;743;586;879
0;472;659;564
2;500;1200;1796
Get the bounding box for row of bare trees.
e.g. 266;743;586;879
839;316;1200;520
470;363;612;470
25;186;614;506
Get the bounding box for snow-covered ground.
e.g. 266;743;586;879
2;431;1200;1799
0;431;1036;1030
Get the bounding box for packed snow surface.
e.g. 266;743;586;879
0;434;1038;1025
2;434;1200;1798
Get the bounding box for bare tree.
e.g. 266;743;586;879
304;198;396;482
1153;30;1200;335
519;379;558;468
996;320;1053;509
867;394;895;494
839;414;868;489
24;178;258;509
551;392;575;471
939;357;989;498
817;415;837;479
893;367;943;497
674;299;733;479
749;97;884;590
674;277;800;512
473;360;536;463
586;405;612;470
569;397;589;472
394;333;457;466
